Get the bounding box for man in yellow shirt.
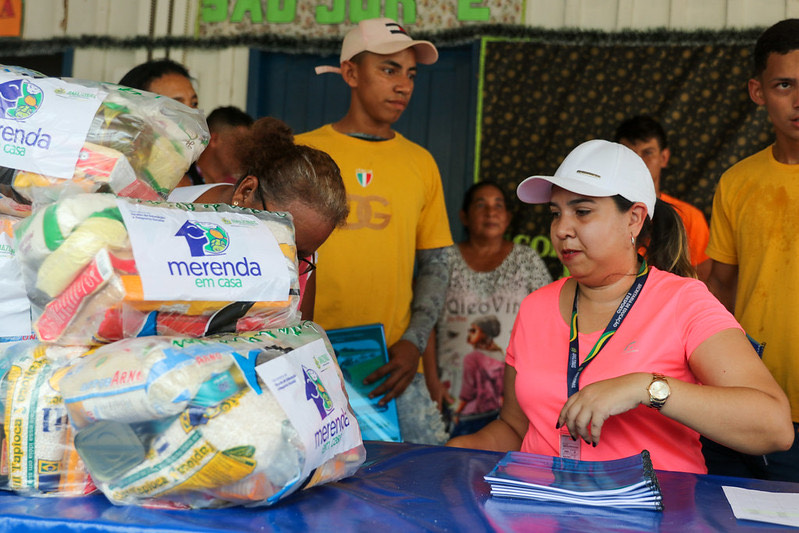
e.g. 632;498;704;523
298;18;453;444
706;19;799;482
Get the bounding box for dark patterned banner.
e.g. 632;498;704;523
478;36;773;278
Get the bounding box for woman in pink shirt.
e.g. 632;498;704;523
448;140;793;473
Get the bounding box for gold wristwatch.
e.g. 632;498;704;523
647;373;670;410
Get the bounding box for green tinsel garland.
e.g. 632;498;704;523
0;25;766;56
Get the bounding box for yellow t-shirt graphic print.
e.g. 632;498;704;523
297;125;453;346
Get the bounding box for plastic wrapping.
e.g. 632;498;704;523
0;214;34;342
0;340;95;497
0;65;209;208
56;322;366;509
0;191;31;218
14;193;300;345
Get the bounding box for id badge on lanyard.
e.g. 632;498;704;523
560;259;649;459
560;429;582;459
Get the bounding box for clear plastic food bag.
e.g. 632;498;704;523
56;322;366;508
0;65;209;207
0;214;34;342
14;193;300;345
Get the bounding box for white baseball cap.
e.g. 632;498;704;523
516;139;656;217
315;18;438;75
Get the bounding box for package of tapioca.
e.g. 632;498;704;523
13;193;301;345
55;322;365;509
0;64;208;208
0;340;95;497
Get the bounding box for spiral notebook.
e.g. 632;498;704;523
484;450;663;511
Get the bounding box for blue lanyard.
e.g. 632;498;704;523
566;258;649;397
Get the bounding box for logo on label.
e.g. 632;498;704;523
303;365;334;420
175;220;230;257
41;407;67;433
0;79;43;120
38;460;60;474
356;169;373;187
53;87;99;100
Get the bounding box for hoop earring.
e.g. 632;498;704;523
233;200;239;207
631;233;636;247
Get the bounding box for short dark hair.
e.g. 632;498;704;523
753;19;799;77
348;51;368;64
206;106;254;132
118;58;191;91
614;115;668;150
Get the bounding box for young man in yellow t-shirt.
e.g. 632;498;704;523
706;19;799;482
297;18;453;444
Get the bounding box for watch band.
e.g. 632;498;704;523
647;373;670;410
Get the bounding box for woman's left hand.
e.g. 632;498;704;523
556;373;650;446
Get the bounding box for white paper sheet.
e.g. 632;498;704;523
723;486;799;528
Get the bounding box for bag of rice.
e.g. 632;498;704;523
14;193;300;345
57;322;366;508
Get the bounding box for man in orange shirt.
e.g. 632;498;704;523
615;115;711;280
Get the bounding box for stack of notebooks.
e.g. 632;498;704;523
484;450;663;511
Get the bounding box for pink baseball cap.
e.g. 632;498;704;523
315;18;438;75
517;140;657;218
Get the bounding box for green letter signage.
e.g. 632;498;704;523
349;0;381;23
385;0;416;24
457;0;490;21
316;0;346;24
200;0;227;23
231;0;263;23
267;0;297;22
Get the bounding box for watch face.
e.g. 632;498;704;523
650;380;670;400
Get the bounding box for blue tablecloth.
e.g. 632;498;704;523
1;441;797;532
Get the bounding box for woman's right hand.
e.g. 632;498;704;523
557;373;651;446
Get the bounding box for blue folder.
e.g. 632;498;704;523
325;324;402;442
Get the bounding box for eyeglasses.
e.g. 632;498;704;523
257;187;314;276
256;186;268;211
299;256;316;275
